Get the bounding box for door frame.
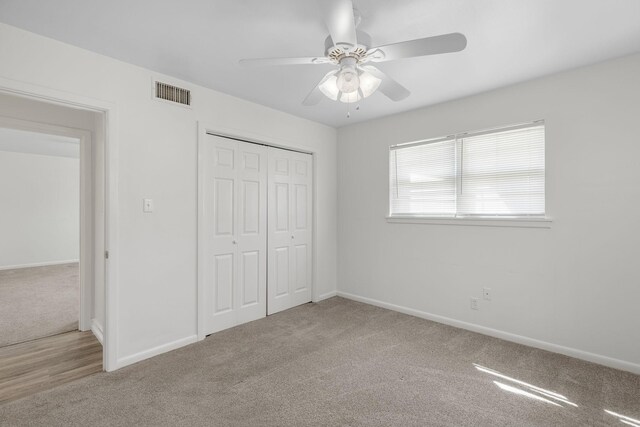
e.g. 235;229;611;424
0;76;119;371
0;116;93;331
197;122;319;340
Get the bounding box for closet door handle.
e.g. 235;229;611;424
232;240;237;244
291;235;295;239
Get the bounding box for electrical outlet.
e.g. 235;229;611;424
483;287;492;301
470;297;479;310
143;198;154;213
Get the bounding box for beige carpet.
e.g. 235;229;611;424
0;263;79;347
1;297;638;426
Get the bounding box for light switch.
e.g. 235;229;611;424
143;198;154;213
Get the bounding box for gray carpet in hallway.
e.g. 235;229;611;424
1;297;638;426
0;263;78;347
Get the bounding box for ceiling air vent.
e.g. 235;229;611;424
154;81;191;106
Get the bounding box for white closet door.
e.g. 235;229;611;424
267;147;313;315
203;134;267;335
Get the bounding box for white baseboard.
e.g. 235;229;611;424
336;291;640;375
91;319;104;345
116;335;198;370
0;259;79;271
315;290;337;302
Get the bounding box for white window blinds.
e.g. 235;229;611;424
390;138;457;216
389;123;545;218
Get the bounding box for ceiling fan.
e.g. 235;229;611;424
239;0;467;106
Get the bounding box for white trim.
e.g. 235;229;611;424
201;124;317;155
103;108;118;372
336;291;640;375
103;106;119;372
311;152;320;303
197;122;207;341
315;291;337;302
0;75;118;372
391;121;545;150
78;127;93;332
386;216;552;229
116;335;198;369
91;318;104;345
197;122;320;340
0;259;79;271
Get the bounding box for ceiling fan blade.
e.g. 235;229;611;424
302;70;337;106
318;0;357;50
360;65;410;101
367;33;467;62
239;57;332;67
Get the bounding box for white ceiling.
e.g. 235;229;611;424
0;127;80;158
1;0;639;127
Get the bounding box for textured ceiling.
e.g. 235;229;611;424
1;0;639;127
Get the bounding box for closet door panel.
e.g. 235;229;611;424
241;181;260;234
204;135;267;334
235;141;267;324
268;147;313;314
275;247;290;296
294;244;308;291
290;151;313;307
275;183;289;231
205;136;239;333
214;179;234;235
294;184;307;229
204;137;312;331
214;254;234;313
240;250;259;307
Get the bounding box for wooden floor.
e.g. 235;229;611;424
0;330;102;404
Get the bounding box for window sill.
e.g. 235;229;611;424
386;216;552;229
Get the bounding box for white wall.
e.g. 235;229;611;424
338;53;640;372
0;23;337;368
0;149;79;269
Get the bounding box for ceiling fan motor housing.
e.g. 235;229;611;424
324;30;372;63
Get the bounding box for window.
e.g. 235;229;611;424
389;122;545;219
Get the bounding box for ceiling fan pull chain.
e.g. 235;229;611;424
347;102;361;118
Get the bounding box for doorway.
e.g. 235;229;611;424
0;79;116;372
0;108;106;401
0;90;111;375
0;125;86;346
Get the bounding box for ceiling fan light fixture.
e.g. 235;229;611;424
358;69;382;98
321;57;381;103
336;66;359;93
335;57;360;94
318;68;381;104
318;73;340;100
339;91;361;103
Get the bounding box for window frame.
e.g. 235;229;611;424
387;121;551;228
